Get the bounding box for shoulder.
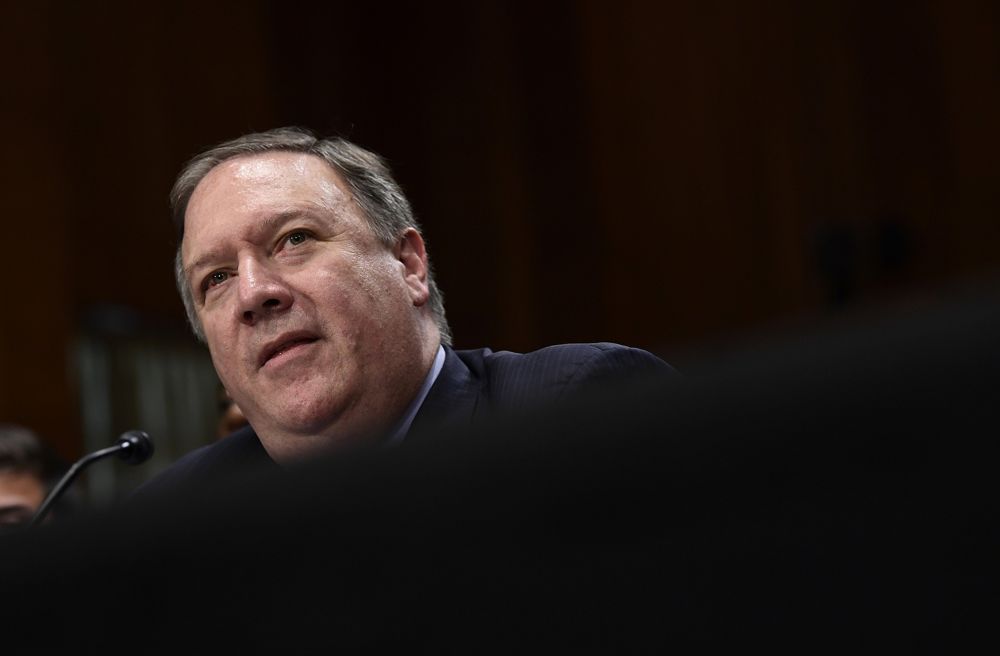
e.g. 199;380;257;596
130;425;274;503
460;342;674;378
450;342;677;409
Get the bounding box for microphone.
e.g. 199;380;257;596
29;430;154;527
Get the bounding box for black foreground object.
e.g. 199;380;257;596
2;278;999;652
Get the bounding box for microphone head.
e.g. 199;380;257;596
117;430;154;465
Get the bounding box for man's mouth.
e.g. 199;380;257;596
258;333;320;369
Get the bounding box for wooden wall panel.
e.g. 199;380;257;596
577;0;1000;354
1;4;77;461
0;2;277;460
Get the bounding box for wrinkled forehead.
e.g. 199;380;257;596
179;152;364;271
185;152;351;226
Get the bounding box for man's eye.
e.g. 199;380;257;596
208;271;229;287
287;231;309;246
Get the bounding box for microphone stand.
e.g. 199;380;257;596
30;431;153;527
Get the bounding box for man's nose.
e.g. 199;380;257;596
236;258;293;326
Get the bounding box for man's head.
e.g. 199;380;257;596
171;128;450;462
0;425;59;526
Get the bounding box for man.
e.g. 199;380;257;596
141;127;674;494
0;424;70;527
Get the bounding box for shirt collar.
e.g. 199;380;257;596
383;345;446;448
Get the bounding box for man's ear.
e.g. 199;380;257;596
395;228;431;307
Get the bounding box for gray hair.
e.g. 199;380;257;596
170;126;451;346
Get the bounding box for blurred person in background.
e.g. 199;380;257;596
0;424;75;528
216;385;249;439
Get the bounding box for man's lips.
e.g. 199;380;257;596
258;332;320;369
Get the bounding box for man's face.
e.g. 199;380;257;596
0;471;45;526
182;152;436;461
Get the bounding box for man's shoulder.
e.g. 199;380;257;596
448;342;677;407
130;425;274;502
456;341;674;376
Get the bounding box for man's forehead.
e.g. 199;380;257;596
190;151;349;208
181;152;357;264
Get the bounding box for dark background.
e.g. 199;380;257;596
1;0;998;466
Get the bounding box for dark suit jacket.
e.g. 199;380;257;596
134;342;675;499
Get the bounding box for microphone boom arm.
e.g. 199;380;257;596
29;430;153;527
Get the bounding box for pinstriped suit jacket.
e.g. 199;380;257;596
134;343;675;497
407;343;675;442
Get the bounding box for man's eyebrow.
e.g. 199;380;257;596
185;249;226;281
184;208;319;278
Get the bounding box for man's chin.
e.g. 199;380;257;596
260;426;384;466
250;391;345;431
248;402;387;463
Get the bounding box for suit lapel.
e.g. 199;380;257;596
405;346;484;444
